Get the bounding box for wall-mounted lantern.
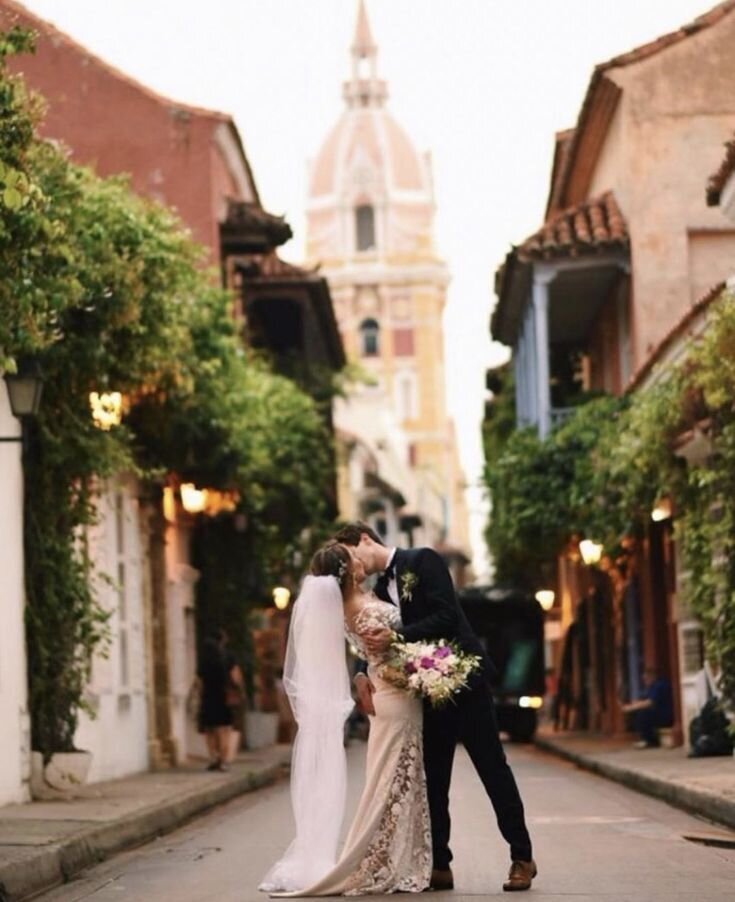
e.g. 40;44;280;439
273;587;291;611
2;359;43;443
180;483;207;514
651;497;673;522
579;539;603;567
534;589;555;612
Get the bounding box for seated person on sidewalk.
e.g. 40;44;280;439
622;667;673;749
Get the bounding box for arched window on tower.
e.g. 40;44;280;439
359;318;380;357
355;204;376;252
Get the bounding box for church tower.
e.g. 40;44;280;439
307;0;469;557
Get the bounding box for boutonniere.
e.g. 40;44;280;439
400;570;419;603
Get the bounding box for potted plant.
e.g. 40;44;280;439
244;626;281;750
24;422;109;798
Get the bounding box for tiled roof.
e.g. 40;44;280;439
0;0;262;207
627;281;727;391
599;0;735;72
519;192;628;261
706;133;735;205
219;201;292;255
491;192;629;346
551;1;735;211
0;0;233;123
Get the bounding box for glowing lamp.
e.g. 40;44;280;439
90;391;122;430
579;539;603;566
519;696;543;709
535;589;555;612
180;483;206;514
273;587;291;611
651;497;673;522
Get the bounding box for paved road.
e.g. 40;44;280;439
38;742;735;902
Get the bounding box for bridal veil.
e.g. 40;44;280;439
259;575;354;893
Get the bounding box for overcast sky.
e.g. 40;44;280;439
21;0;716;577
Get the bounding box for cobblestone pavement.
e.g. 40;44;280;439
37;742;735;902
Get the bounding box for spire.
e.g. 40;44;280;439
344;0;387;109
352;0;376;58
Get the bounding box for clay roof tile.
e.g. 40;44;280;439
518;191;629;262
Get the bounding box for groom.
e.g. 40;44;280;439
335;522;537;893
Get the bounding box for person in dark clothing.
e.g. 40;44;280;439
335;521;536;894
196;628;243;771
622;667;673;748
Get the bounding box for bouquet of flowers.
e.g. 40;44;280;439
379;639;481;708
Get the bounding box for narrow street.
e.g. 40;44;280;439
36;743;735;902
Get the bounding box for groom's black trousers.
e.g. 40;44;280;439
423;684;533;867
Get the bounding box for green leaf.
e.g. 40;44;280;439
3;186;22;209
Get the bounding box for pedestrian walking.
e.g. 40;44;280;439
196;628;244;772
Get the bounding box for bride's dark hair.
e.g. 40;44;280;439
310;542;353;596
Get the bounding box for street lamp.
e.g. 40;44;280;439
535;589;555;612
2;359;43;438
579;539;603;566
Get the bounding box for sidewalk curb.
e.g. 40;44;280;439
535;735;735;831
0;755;287;902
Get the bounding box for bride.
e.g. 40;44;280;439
259;542;431;896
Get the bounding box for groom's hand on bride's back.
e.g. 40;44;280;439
363;627;392;656
354;673;376;716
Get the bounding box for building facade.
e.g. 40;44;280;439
0;0;344;786
0;0;266;778
0;390;31;804
307;1;469;556
494;1;735;439
491;1;735;743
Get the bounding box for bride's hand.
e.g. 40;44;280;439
354;673;376;715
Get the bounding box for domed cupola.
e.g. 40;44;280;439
307;0;437;264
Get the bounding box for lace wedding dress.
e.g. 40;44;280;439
264;597;431;897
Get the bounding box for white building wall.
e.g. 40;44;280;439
0;389;31;804
75;476;149;781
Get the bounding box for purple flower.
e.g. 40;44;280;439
434;646;452;659
420;656;436;670
405;661;417;674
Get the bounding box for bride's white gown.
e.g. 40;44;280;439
270;598;432;897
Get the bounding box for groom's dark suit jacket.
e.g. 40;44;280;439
371;547;497;687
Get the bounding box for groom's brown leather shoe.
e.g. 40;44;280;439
503;860;537;891
430;867;454;890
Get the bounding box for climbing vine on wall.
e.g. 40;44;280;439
1;30;334;755
484;292;735;713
